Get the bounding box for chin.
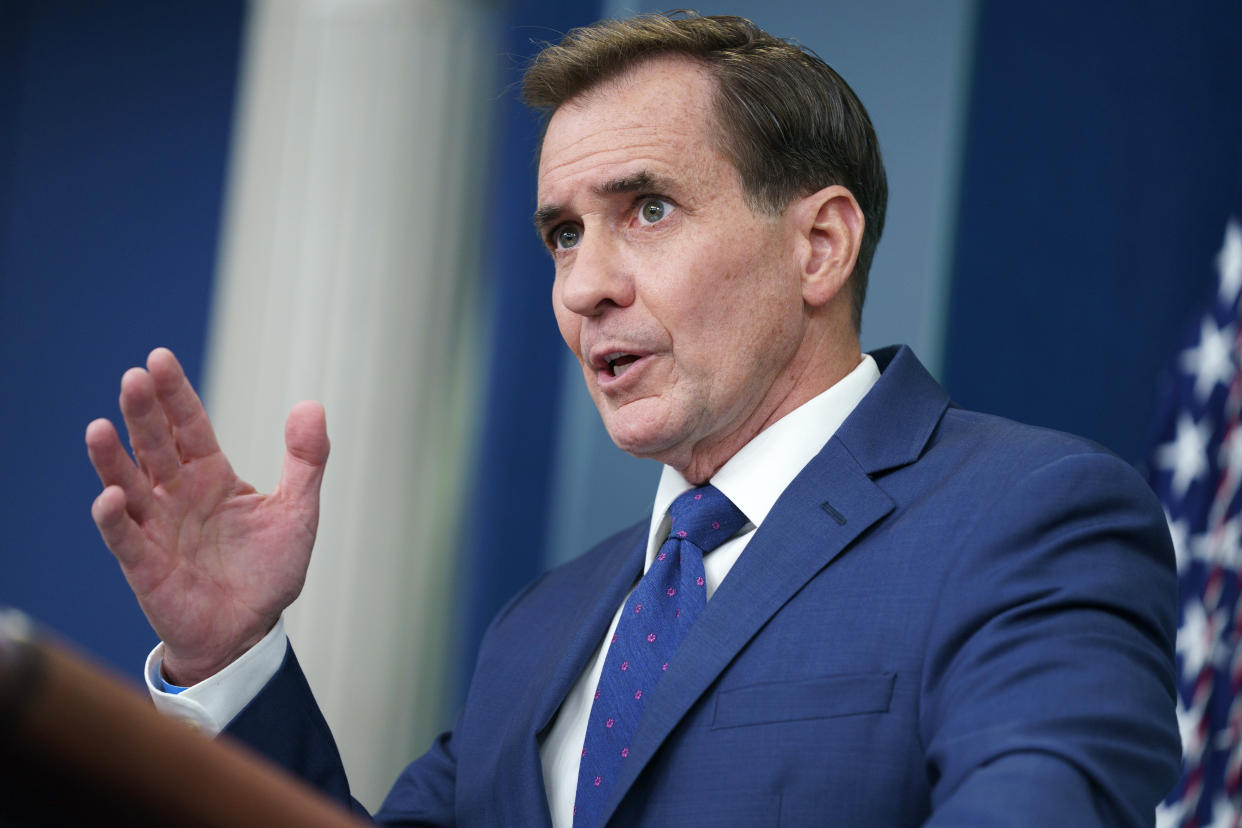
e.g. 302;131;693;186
603;419;684;465
605;429;661;459
595;395;693;461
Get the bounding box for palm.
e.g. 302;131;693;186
126;463;311;667
87;349;329;683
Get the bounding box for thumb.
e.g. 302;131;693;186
279;400;330;507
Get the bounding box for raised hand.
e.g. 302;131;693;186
85;348;329;685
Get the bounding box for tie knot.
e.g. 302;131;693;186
666;485;747;553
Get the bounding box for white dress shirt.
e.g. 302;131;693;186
145;353;880;826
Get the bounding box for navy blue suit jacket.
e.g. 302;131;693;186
226;345;1181;826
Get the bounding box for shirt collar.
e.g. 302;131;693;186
645;352;881;568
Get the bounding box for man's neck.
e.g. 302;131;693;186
673;339;863;484
650;350;881;553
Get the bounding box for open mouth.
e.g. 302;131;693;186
606;354;641;378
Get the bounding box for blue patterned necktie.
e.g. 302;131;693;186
573;484;747;828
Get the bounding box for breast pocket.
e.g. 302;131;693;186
710;672;896;730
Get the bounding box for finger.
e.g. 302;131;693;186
277;401;330;512
119;366;182;489
85;418;155;522
147;347;221;462
91;485;150;569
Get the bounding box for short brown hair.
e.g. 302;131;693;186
522;12;887;331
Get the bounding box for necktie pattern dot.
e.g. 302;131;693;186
573;485;747;828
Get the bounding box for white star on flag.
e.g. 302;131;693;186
1220;218;1242;306
1178;600;1223;683
1180;317;1236;403
1157;798;1190;828
1158;799;1190;828
1204;517;1242;571
1167;513;1191;574
1179;695;1208;763
1157;413;1213;498
1210;790;1242;828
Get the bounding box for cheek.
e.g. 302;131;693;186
697;247;799;334
698;263;805;376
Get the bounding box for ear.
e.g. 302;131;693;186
793;185;864;309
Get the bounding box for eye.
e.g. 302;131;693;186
637;198;674;225
553;224;581;250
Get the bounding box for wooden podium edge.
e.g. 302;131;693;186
0;609;371;827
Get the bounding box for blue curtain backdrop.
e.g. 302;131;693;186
0;0;245;677
455;0;603;702
943;1;1242;463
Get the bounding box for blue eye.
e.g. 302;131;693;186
638;198;673;224
555;225;581;250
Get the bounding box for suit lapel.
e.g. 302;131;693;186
599;346;950;823
489;523;646;828
530;522;649;736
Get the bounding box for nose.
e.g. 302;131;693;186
556;230;635;318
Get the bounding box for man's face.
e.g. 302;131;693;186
536;57;816;480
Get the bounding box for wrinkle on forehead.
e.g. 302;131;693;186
538;150;701;204
539;123;676;181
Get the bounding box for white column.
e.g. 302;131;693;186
203;0;493;808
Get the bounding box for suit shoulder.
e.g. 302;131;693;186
933;404;1147;484
896;404;1168;536
937;404;1108;453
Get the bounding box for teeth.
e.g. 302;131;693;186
606;353;640;378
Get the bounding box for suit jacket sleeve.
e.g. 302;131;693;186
222;642;458;827
919;449;1181;826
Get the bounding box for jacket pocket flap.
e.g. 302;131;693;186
711;672;895;730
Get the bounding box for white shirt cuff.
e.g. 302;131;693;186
143;616;288;734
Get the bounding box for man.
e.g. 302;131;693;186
86;13;1180;827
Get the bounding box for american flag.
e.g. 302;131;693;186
1149;214;1242;828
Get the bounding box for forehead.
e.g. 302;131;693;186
536;56;727;203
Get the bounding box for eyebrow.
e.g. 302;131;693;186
532;169;675;237
596;170;668;196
